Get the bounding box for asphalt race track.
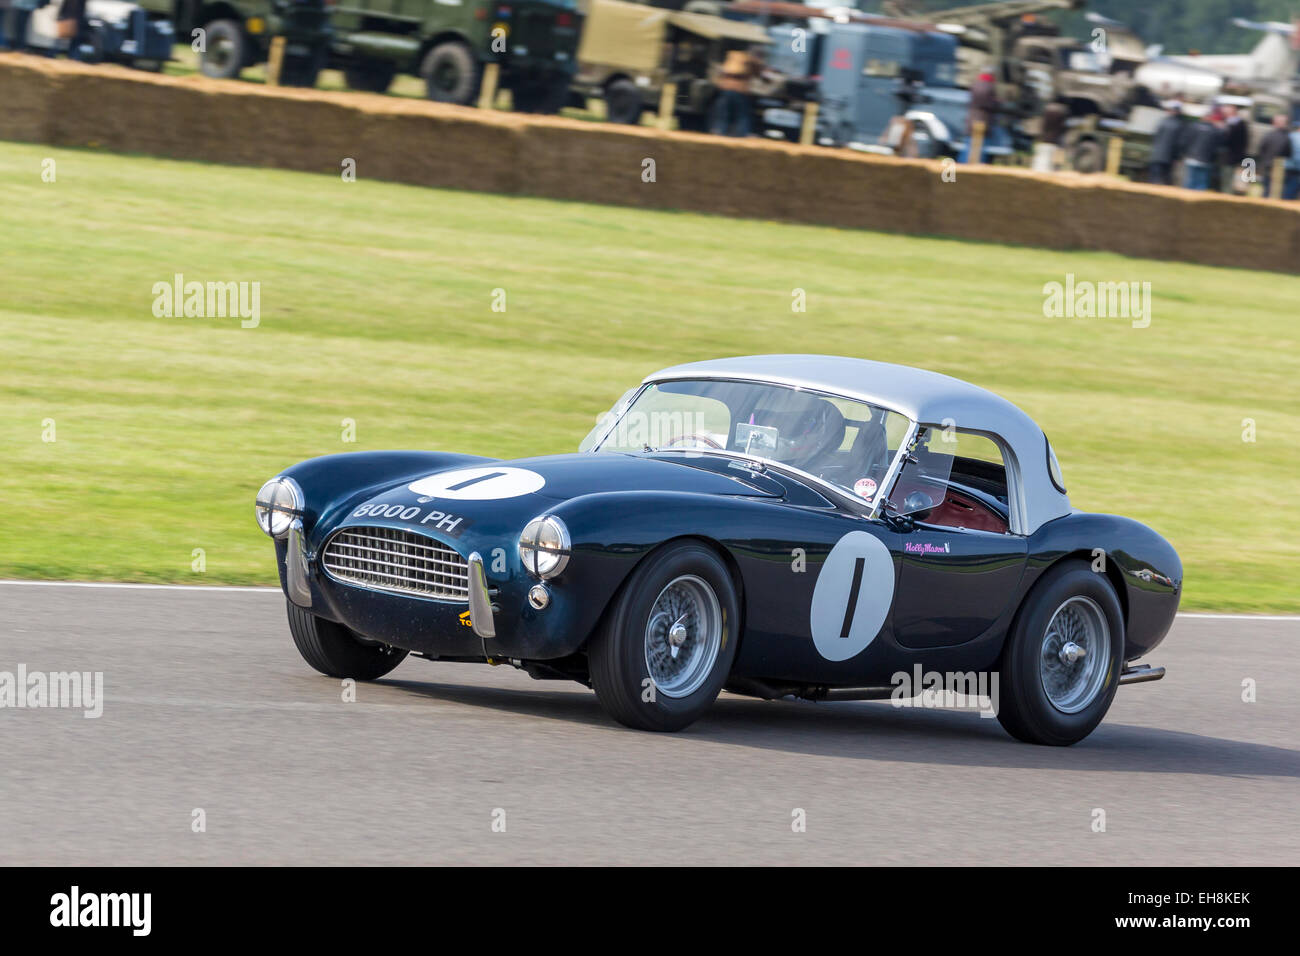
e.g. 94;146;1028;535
1;582;1295;865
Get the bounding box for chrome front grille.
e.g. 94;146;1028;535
322;526;469;602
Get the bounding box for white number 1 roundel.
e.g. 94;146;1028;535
809;531;895;661
408;466;545;500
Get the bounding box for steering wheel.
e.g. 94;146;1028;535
661;433;723;450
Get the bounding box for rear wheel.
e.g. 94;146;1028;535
512;76;569;114
286;601;408;681
996;562;1123;745
420;41;479;105
1071;138;1105;173
589;542;740;731
199;19;245;80
603;78;643;125
278;49;324;88
344;61;396;94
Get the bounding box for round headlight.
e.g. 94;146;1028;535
519;514;570;579
255;477;303;538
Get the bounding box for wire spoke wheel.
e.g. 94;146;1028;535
644;574;722;699
1038;595;1111;714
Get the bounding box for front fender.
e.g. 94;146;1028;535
533;489;835;658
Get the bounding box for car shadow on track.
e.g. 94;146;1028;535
378;677;1300;779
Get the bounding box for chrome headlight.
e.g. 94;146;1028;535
255;476;303;538
518;514;570;579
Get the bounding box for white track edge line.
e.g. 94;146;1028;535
0;580;1297;619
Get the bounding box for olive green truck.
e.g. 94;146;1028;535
140;0;580;109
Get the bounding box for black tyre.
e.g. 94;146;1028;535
996;561;1124;746
603;78;643;125
419;41;479;105
344;61;396;94
199;19;245;80
512;76;569;114
1071;138;1105;173
589;541;740;732
286;601;408;681
278;50;324;88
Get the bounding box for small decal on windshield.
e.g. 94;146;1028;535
853;477;877;499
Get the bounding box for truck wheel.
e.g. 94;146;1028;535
420;41;479;105
200;19;246;80
279;49;324;88
603;78;643;125
589;542;740;732
344;62;396;94
286;601;408;681
513;77;569;114
996;562;1124;746
1071;138;1105;173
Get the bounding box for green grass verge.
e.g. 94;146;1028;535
0;141;1296;611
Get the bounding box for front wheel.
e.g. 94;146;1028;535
286;601;408;681
603;77;643;125
996;562;1123;745
419;41;479;105
199;19;245;80
589;542;740;732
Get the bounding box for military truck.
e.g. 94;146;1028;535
571;0;781;130
139;0;577;106
137;0;286;78
1009;30;1138;119
327;0;580;110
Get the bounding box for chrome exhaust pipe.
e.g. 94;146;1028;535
1120;664;1165;685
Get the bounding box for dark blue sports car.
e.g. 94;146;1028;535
256;355;1180;744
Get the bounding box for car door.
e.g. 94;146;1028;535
891;524;1027;648
729;493;904;686
884;427;1029;649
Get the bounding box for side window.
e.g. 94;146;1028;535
894;427;1010;533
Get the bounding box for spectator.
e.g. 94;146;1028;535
1286;124;1300;200
962;68;1000;164
710;47;759;138
1220;103;1249;193
1181;111;1221;191
1257;114;1293;198
1038;101;1067;147
54;0;86;58
1147;101;1184;185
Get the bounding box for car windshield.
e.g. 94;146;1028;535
592;379;912;502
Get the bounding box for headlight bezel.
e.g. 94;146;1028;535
255;476;304;539
518;514;571;580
